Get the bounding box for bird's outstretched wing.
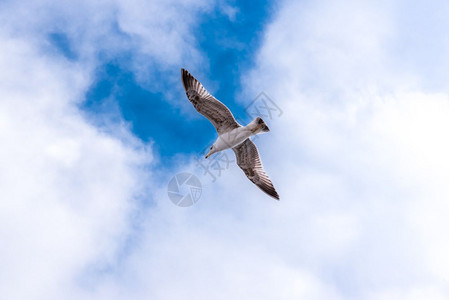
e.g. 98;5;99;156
232;139;279;200
182;68;240;134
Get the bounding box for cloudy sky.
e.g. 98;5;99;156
1;0;449;299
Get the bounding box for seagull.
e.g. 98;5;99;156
181;68;280;200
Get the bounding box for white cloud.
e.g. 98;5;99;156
0;0;219;299
0;0;214;87
0;30;150;299
238;0;449;298
79;0;449;298
3;0;449;299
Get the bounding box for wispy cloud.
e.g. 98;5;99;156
0;0;224;299
0;31;150;299
2;0;449;299
240;0;449;298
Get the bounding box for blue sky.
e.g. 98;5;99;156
2;0;449;299
81;0;274;160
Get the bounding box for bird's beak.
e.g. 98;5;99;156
205;150;212;159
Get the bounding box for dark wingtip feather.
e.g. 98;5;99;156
269;189;280;200
181;68;190;91
181;68;196;92
259;183;280;200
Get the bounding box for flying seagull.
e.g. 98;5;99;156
181;68;279;200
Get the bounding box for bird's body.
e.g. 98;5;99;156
209;119;269;155
181;68;279;200
213;127;252;153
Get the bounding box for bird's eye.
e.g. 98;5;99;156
210;146;213;150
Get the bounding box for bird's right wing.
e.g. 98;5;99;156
232;139;279;200
182;68;240;134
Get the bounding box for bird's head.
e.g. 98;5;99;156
250;117;270;134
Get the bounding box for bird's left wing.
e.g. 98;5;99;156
182;68;240;134
232;139;279;200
